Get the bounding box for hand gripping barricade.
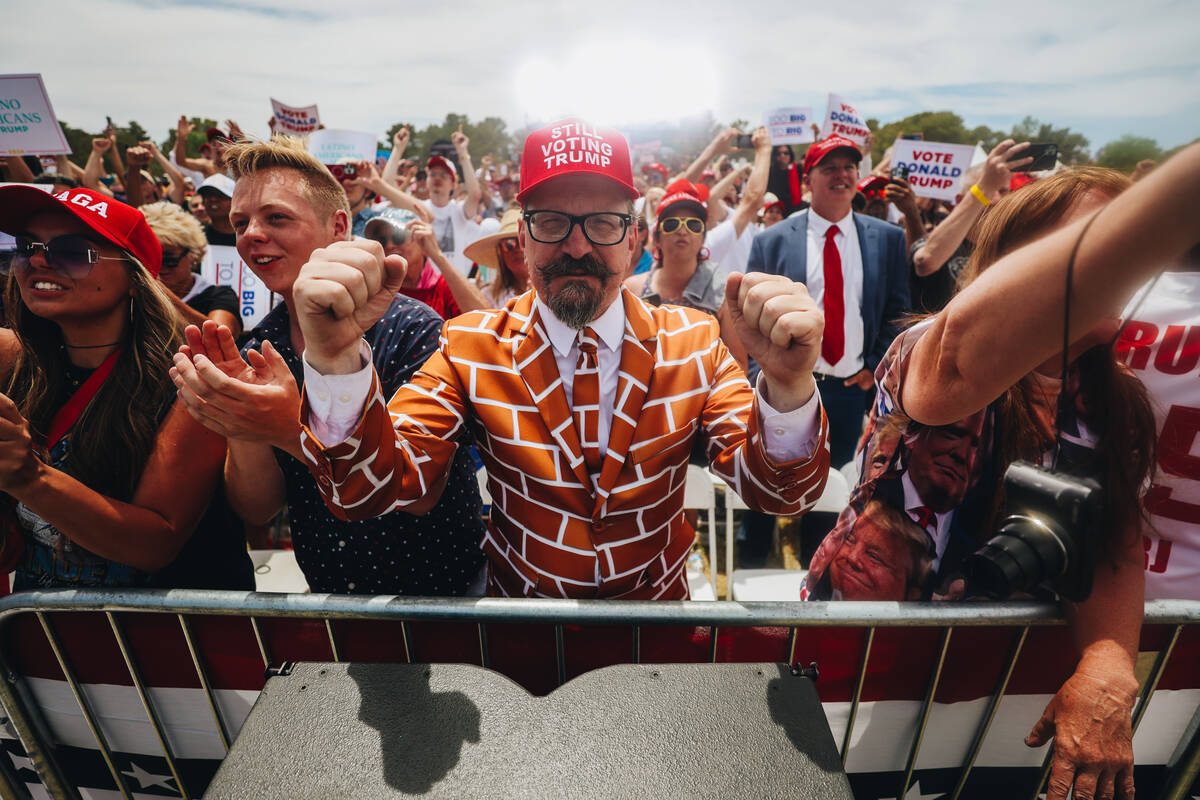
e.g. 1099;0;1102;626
0;590;1197;799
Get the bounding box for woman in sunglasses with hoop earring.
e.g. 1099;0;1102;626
0;185;252;592
624;182;749;369
464;207;530;308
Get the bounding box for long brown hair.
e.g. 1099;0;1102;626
960;167;1156;563
3;259;183;502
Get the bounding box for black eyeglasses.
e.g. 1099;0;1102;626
522;210;632;246
161;249;192;270
2;235;125;279
659;217;705;235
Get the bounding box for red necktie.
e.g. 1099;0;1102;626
821;224;845;366
574;327;603;476
910;505;937;531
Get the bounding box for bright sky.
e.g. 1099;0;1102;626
7;0;1199;154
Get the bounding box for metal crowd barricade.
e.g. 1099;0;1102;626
0;590;1196;800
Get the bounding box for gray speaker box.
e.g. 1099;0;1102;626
205;661;853;798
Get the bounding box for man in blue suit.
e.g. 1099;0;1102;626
741;136;909;565
746;135;910;466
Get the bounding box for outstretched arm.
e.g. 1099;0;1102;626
904;142;1200;426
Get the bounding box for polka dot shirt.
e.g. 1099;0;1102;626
242;297;486;596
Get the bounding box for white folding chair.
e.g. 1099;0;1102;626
723;469;851;601
249;550;310;593
683;464;719;600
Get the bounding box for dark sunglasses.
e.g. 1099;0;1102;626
2;234;125;279
161;249;192;269
367;229;410;247
659;217;704;235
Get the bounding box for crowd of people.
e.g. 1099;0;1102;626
1;107;1199;800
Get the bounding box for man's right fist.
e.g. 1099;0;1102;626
292;239;408;375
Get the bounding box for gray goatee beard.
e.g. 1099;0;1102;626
539;254;614;330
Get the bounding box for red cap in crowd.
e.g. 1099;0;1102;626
699;169;716;181
857;175;889;199
0;186;163;277
517;118;638;203
205;127;228;143
657;179;707;220
1009;173;1036;192
641;162;669;180
426;155;458;181
802;136;862;177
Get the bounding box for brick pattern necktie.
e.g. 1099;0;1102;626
821;224;845;366
573;327;603;476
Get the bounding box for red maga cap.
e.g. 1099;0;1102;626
426;156;458;181
857;175;889;198
802;135;862;177
518;118;638;203
657;178;708;219
641;162;669;179
0;186;163;277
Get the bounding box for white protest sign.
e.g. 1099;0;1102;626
199;245;276;329
764;107;815;145
0;183;51;250
890;140;977;201
631;140;661;164
0;74;71;156
270;98;320;136
306;129;377;164
820;93;871;146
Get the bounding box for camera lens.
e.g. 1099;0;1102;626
966;516;1069;599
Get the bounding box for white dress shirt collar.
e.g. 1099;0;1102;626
808;207;854;239
536;294;626;357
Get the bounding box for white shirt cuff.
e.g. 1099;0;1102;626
756;375;822;462
301;341;375;445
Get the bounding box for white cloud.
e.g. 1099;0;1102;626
5;0;1198;150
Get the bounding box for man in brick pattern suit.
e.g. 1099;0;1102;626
291;118;833;600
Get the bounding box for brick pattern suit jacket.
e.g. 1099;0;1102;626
301;288;830;600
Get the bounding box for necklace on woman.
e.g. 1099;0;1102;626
63;341;121;349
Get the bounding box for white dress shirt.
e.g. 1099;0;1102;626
804;209;865;378
902;472;953;570
302;298;824;463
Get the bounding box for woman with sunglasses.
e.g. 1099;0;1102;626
463;208;529;308
140;201;242;337
0;185;250;591
624;184;749;369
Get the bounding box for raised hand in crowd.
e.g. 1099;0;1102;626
81;138;116;197
724;272;823;412
225;119;245;141
911;139;1031;279
451;124;483;217
171;322;304;459
123;146;153;207
139;140;188;204
884;176;925;247
408;219;489;313
679;126;740;184
354;158;433;223
393;125;410;155
293;239;409;375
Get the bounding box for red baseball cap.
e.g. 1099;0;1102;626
0;186;163;276
205;127;229;143
657;179;708;219
517;118;638;203
802;136;862;177
856;175;889;198
641;162;669;179
699;169;716;181
426;155;458;181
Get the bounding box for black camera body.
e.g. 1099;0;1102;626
890;164;910;182
966;461;1101;602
